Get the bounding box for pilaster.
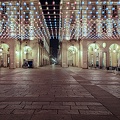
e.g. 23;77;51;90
9;40;16;69
62;40;68;67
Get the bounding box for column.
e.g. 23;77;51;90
106;51;110;67
78;40;81;67
41;47;45;66
9;41;16;69
99;50;103;68
81;40;88;68
62;40;68;67
4;53;7;67
19;41;22;67
112;52;117;67
40;47;43;66
93;53;96;67
76;51;78;67
33;43;39;68
0;56;1;67
38;44;41;67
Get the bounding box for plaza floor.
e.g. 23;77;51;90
0;65;120;120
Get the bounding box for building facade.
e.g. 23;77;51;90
0;0;50;68
59;0;120;68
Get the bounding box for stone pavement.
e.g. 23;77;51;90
0;65;120;120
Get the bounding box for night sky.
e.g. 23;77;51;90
50;38;59;57
40;0;60;58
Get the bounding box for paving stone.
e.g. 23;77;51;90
63;102;75;105
50;102;63;106
0;102;21;105
5;105;25;109
0;109;13;114
71;105;89;110
24;104;42;109
71;115;119;120
0;115;32;120
12;109;34;114
79;110;112;115
34;110;57;114
76;102;102;106
20;102;32;105
87;105;108;111
0;104;8;109
31;114;72;120
0;66;120;120
32;102;50;105
58;110;79;114
117;116;120;119
42;105;70;110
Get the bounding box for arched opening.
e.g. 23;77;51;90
67;45;78;67
0;43;10;67
109;44;120;67
88;43;99;68
23;45;33;68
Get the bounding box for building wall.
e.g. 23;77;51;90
60;39;120;68
0;0;50;68
59;0;120;68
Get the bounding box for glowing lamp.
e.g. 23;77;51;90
113;49;116;53
94;48;97;52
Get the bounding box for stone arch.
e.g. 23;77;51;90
109;43;120;67
88;43;100;68
87;42;100;48
22;45;33;68
0;43;10;67
67;45;78;67
23;45;32;60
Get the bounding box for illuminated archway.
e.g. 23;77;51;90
23;45;32;60
88;43;99;67
67;45;78;66
109;44;120;67
0;43;10;67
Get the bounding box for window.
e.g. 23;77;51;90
25;4;29;21
112;5;117;17
102;23;107;33
71;28;75;39
102;5;107;18
113;23;118;35
2;5;6;14
25;12;29;21
2;23;6;33
91;23;96;37
25;28;29;39
92;5;97;19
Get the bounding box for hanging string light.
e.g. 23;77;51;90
60;0;120;40
0;1;51;40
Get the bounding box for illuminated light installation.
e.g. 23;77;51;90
58;0;120;69
40;0;60;39
0;0;51;69
0;1;50;40
59;0;120;40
